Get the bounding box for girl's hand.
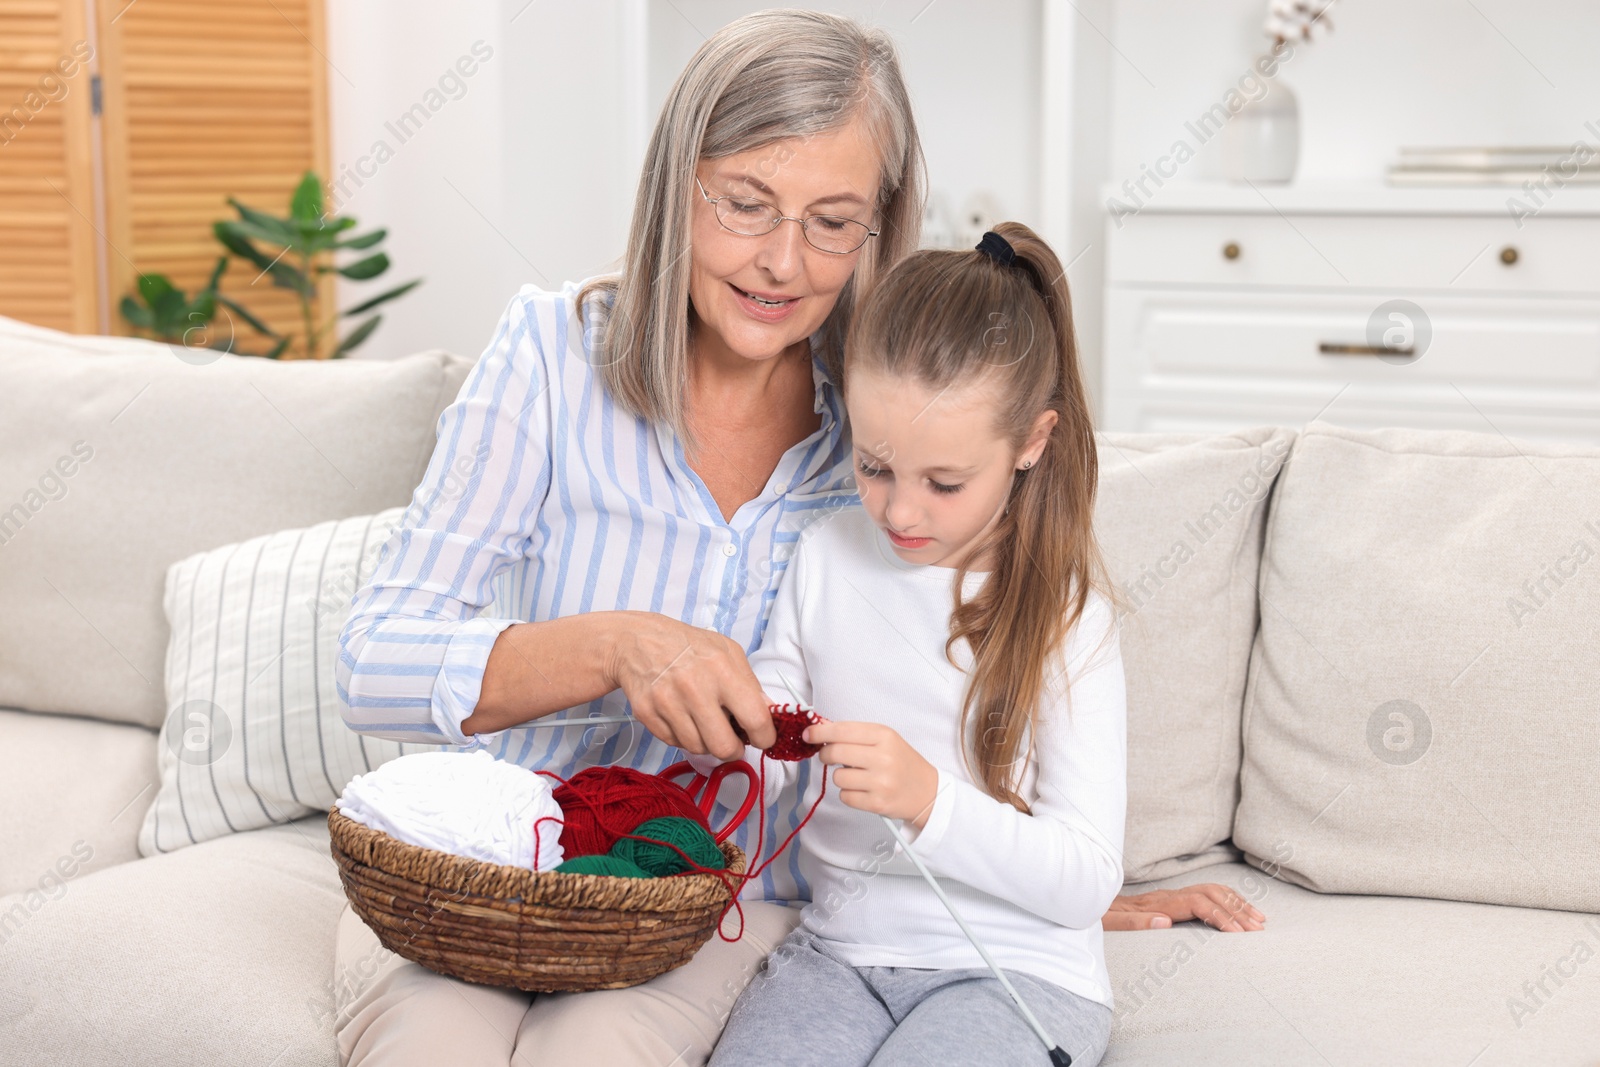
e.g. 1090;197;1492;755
1102;886;1266;932
805;721;939;828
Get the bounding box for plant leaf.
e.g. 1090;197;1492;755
137;272;176;307
269;261;312;295
341;278;421;317
332;314;381;357
303;217;358;252
337;252;389;281
299;224;341;255
290;171;324;226
228;217;303;251
204;255;229;293
152;289;188;334
225;199;300;247
216;295;279;337
214;224;310;294
335;228;387;251
119;295;153;330
214;222;277;269
189;291;217;322
263;336;291;359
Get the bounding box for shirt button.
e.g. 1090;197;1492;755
721;543;737;557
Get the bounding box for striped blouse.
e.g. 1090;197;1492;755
336;279;859;904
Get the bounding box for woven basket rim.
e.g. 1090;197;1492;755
328;807;745;913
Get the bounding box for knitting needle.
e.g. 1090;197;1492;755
521;715;637;728
770;668;1073;1067
876;816;1071;1065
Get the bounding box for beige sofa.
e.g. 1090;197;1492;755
1;315;1595;1066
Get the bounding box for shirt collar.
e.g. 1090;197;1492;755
807;328;840;427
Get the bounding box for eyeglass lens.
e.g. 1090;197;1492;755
712;196;871;253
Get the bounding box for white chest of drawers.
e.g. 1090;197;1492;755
1100;184;1600;445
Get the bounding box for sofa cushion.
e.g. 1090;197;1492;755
0;313;475;730
1094;425;1295;881
140;507;430;855
1234;420;1600;913
1107;862;1600;1065
0;707;157;897
0;815;344;1067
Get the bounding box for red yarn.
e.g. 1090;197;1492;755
536;704;831;943
549;766;711;858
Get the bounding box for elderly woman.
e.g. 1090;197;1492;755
333;10;1261;1067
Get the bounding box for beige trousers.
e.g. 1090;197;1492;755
332;898;804;1067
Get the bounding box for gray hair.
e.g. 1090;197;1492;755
578;8;926;453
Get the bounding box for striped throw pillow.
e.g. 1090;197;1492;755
138;506;447;854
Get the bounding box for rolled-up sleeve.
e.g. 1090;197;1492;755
337;289;554;747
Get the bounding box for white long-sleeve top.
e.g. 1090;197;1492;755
692;504;1128;1009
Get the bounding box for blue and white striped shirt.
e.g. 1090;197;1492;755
336;279;858;904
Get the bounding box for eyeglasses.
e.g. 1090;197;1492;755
695;176;879;255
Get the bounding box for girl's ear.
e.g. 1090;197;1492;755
1019;408;1058;468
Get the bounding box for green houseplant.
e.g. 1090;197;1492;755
119;254;286;357
119;256;230;350
211;171;421;359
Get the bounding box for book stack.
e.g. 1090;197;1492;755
1387;145;1600;186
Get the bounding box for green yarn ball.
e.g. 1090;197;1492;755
608;816;725;877
554;854;651;879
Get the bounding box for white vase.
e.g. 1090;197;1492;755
1222;80;1299;183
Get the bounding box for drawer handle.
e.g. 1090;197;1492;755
1222;242;1241;260
1500;246;1519;265
1318;342;1416;357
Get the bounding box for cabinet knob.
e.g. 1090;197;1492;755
1223;242;1241;260
1500;246;1519;265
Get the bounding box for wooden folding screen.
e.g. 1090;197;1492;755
0;0;330;341
0;0;98;332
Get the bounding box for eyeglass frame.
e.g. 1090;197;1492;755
694;175;881;255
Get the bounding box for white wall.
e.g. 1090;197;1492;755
647;0;1043;250
325;0;640;361
325;0;1043;361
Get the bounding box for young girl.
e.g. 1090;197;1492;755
700;222;1127;1067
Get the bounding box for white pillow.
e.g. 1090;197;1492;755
1095;425;1296;882
0;312;474;731
139;507;427;854
1234;421;1600;912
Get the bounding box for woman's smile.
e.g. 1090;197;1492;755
727;281;802;322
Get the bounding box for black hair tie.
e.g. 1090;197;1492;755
975;230;1015;268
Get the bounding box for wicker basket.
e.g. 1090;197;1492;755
328;807;747;992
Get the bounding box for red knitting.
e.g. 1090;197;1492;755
740;703;823;761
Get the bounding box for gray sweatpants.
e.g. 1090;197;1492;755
707;926;1113;1067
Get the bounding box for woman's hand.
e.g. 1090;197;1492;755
605;611;776;760
806;721;939;827
1102;885;1266;932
